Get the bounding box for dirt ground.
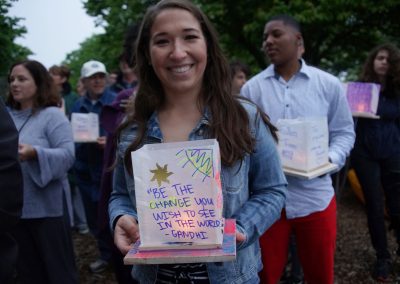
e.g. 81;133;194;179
335;187;399;284
72;186;400;284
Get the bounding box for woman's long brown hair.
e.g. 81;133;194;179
119;0;277;172
359;43;400;97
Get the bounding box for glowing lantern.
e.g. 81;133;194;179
344;82;380;118
277;117;329;173
131;139;224;251
71;113;99;142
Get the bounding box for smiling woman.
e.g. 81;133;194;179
108;0;287;283
149;7;208;101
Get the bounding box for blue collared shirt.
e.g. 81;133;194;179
109;101;287;283
241;60;355;219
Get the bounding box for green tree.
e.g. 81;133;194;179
195;0;400;76
64;0;151;87
69;0;400;80
83;0;153;68
0;0;31;77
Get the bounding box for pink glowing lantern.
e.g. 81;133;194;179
344;82;380;118
131;139;224;251
71;113;99;142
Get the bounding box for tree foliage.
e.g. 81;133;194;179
195;0;400;77
65;0;400;83
82;0;150;70
63;0;154;87
0;0;31;77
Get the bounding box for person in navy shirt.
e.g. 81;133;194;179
71;60;117;273
351;43;400;282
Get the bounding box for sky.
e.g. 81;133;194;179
8;0;105;68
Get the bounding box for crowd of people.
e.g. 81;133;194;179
1;0;400;283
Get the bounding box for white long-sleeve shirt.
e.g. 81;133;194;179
241;60;355;218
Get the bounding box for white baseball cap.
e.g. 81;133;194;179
81;60;107;78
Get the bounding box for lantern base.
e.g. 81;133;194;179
124;219;236;264
352;112;380;119
283;162;338;179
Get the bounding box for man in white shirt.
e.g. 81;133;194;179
241;15;355;284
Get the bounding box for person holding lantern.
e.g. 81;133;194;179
241;14;355;284
108;0;287;282
351;43;400;282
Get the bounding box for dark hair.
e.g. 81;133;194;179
359;43;400;91
229;60;251;78
268;14;301;33
121;0;277;171
49;65;72;94
7;60;60;111
120;23;141;68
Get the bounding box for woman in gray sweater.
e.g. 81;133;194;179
7;60;78;284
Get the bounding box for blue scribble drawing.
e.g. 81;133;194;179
176;148;214;182
282;150;294;160
282;139;297;149
280;126;298;137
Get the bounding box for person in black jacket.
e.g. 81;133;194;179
351;43;400;282
0;98;23;283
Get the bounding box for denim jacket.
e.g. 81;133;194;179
109;101;287;283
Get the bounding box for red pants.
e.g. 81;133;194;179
259;197;336;284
